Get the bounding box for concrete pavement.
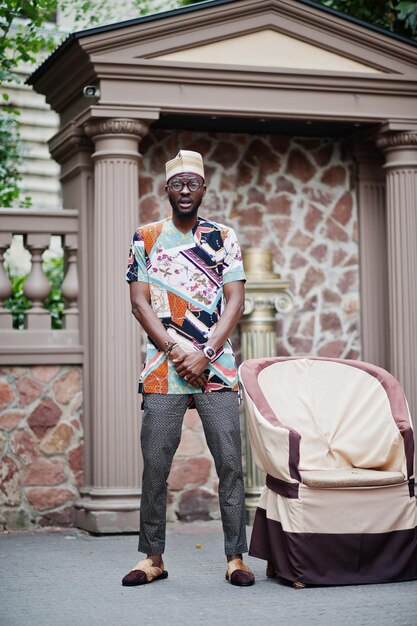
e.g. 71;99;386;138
1;521;416;626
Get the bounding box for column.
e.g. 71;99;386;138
239;248;293;523
376;130;417;431
50;121;94;486
75;118;149;532
351;140;388;368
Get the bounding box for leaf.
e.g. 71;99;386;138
397;1;417;34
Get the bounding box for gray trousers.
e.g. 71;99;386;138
138;392;248;556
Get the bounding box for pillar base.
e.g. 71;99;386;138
74;487;141;534
245;505;258;526
74;508;139;534
245;492;262;526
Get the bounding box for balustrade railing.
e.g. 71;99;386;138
0;209;82;364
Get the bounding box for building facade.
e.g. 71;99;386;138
1;0;417;530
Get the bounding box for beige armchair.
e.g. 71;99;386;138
240;356;417;586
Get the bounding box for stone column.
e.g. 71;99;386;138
75;118;149;532
50;122;94;485
351;140;388;368
239;248;293;523
376;130;417;432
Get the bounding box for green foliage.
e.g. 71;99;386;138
397;1;417;34
317;0;417;38
0;0;59;207
4;274;31;329
5;254;64;329
43;255;65;329
181;0;417;38
179;0;206;5
0;0;181;208
0;1;58;75
0;108;31;207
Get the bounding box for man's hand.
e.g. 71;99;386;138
171;346;208;390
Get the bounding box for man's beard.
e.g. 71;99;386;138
169;195;202;219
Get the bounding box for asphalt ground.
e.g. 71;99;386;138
1;521;416;626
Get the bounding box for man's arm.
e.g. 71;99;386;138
129;281;172;350
172;280;245;384
129;281;207;389
205;280;245;352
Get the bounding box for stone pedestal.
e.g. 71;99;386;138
239;248;293;523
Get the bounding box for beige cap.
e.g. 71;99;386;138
165;150;204;182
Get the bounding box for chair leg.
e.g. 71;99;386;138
266;561;277;578
293;581;306;589
266;561;306;587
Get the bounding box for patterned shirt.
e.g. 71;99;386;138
126;215;246;395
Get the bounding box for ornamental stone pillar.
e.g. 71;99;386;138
351;139;388;369
75;118;149;532
50;122;94;487
376;130;417;435
239;248;293;523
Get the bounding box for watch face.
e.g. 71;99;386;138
203;346;216;360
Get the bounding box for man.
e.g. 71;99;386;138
122;150;254;587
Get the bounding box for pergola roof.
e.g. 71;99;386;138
29;0;417;135
29;0;417;83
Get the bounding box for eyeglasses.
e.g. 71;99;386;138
167;177;204;192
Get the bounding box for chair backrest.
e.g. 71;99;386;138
256;358;408;475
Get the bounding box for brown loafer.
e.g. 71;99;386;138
122;558;168;586
225;558;255;587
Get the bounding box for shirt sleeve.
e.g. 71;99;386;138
126;229;149;283
222;227;246;284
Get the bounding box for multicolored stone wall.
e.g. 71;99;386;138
0;366;83;530
139;129;360;521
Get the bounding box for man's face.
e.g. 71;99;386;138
166;173;206;219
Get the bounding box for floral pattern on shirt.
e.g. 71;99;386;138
126;216;245;395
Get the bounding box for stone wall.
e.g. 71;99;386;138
139;129;360;522
0;366;83;530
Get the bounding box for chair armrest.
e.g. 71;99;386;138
244;389;301;484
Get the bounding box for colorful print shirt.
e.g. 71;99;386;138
126;215;246;395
